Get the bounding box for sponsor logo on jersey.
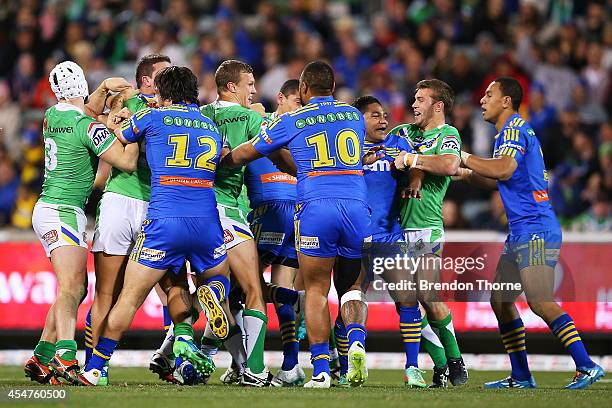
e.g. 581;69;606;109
223;229;234;244
140;247;166;261
532;190;549;203
213;244;227;259
261;126;273;144
217;115;248;126
88;122;112;147
440;136;460;152
299;236;320;249
42;230;58;245
260;172;297;184
259;232;285;246
47;126;74;133
363;159;391;172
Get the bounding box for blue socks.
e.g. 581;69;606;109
500;318;531;381
550;314;594;369
86;337;118;371
310;342;330;376
399;305;421;368
85;308;93;364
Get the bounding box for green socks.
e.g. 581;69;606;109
55;340;77;361
243;309;268;374
174;322;195;339
420;315;447;368
430;313;461;359
34;341;55;365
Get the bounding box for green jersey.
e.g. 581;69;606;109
103;92;153;201
200;100;264;208
388;123;461;230
40;103;116;209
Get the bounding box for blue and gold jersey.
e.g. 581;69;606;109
122;103;222;219
363;134;414;237
252;96;367;203
493;114;559;233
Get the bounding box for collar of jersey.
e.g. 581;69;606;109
308;96;334;103
214;99;240;108
56;102;84;115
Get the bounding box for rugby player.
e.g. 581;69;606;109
457;77;605;389
25;61;138;385
200;60;296;386
354;96;427;387
85;54;173;386
392;79;469;388
79;66;230;385
220;61;382;388
244;79;306;386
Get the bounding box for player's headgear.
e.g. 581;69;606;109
49;61;89;101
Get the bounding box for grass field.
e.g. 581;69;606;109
1;366;609;408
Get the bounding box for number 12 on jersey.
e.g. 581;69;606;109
166;134;217;171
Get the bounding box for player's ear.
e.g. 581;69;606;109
227;82;236;93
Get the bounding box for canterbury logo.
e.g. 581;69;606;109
532;190;549;202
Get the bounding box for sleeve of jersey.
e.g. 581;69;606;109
251;115;290;156
121;108;152;143
80;118;117;156
438;128;461;157
397;136;415;154
497;128;527;162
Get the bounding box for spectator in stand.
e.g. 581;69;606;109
542;104;581;170
471;192;508;232
571;191;612;232
533;43;579;112
528;81;557;139
0;146;19;226
0;80;22;160
550;130;601;220
572;79;608;129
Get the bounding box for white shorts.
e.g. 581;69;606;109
32;202;89;257
92;192;149;255
403;228;445;257
217;204;253;250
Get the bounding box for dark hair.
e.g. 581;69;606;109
494;76;523;111
215;60;253;91
135;54;171;88
415;79;454;115
301;60;334;94
279;79;299;96
352;95;382;114
154;66;199;104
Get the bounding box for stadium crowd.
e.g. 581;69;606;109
0;0;610;232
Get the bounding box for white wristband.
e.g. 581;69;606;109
411;154;418;168
461;151;471;164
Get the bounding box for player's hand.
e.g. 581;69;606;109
362;145;385;165
460;150;471;166
451;167;472;181
107;107;132;130
395;151;416;171
250;103;266;116
401;183;421;200
103;77;133;93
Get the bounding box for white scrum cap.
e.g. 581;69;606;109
49;61;89;101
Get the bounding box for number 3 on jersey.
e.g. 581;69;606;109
44;138;58;171
306;129;360;168
166;134;217;171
